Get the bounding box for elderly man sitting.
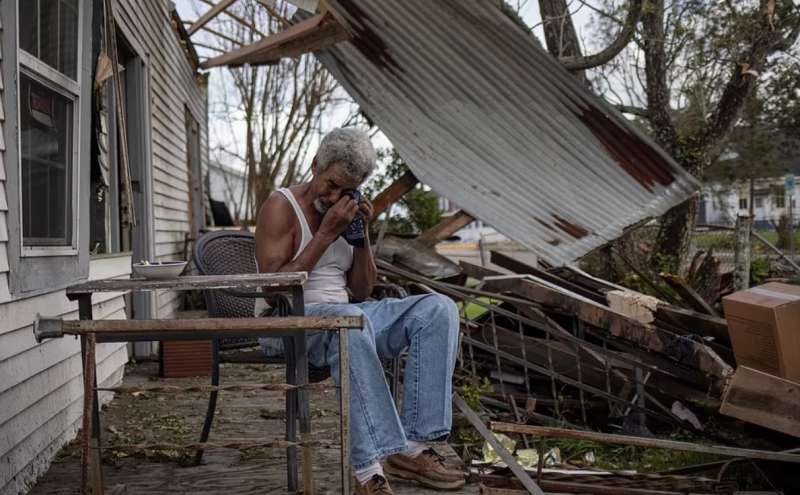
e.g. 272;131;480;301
254;128;464;494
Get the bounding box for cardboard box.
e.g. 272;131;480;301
722;282;800;381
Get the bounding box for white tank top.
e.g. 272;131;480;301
255;188;353;313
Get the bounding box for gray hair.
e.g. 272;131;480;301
315;128;377;179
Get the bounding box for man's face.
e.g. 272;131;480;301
311;161;364;213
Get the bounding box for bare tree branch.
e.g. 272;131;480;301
615;104;648;117
560;0;643;70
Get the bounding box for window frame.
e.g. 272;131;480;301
16;0;83;257
1;0;92;297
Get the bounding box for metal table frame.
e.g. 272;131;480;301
36;273;357;495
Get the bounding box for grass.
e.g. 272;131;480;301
693;229;800;253
543;437;723;472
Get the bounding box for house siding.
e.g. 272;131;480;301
0;1;207;492
0;9;9;302
114;0;208;319
0;257;131;494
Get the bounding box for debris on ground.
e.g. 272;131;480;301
375;243;800;494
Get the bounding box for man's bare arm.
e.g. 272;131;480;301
347;200;377;300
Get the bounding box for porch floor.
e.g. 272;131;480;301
30;361;479;494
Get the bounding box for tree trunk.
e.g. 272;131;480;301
538;0;589;85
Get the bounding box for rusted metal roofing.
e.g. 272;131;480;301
317;0;701;266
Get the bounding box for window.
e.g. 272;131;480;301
755;196;763;208
739;198;748;210
776;195;785;208
18;0;80;251
20;74;75;246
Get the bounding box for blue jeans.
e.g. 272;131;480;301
300;294;460;471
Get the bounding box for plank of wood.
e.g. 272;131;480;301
417;210;475;247
659;272;719;317
202;12;349;68
188;0;238;35
370;171;418;220
453;394;546;495
489;422;800;464
720;366;800;438
654;305;730;345
458;260;503;280
490;251;606;304
65;272;307;298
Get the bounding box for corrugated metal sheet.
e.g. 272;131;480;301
316;0;700;266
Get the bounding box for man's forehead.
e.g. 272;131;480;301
326;162;363;186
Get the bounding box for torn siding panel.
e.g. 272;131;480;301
318;0;700;265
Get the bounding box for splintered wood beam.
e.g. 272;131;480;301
370;171;418;220
416;210;475;247
188;0;239;35
660;272;719;317
720;366;800;439
202;11;349;68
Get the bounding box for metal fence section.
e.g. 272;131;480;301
692;218;800;285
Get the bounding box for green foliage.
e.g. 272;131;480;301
549;436;722;472
750;258;770;285
652;252;680;275
460;376;494;411
363;148;442;234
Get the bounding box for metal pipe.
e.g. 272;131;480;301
34;316;363;342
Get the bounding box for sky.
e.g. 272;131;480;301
173;0;598;175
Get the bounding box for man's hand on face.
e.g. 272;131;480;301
357;198;374;224
318;196;360;241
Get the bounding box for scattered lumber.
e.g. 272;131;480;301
482;276;733;382
720;366;800;438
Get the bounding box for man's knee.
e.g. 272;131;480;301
419;293;458;319
416;294;460;335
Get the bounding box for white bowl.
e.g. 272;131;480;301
132;261;188;280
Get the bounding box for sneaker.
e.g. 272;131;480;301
385;448;466;490
354;474;394;495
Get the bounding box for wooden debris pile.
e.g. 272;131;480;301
374;247;799;494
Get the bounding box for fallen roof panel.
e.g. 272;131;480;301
317;0;701;266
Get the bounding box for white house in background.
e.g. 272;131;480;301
208;160;247;223
698;176;799;227
437;197;507;243
0;1;208;493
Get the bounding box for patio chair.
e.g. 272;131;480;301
192;230;404;466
